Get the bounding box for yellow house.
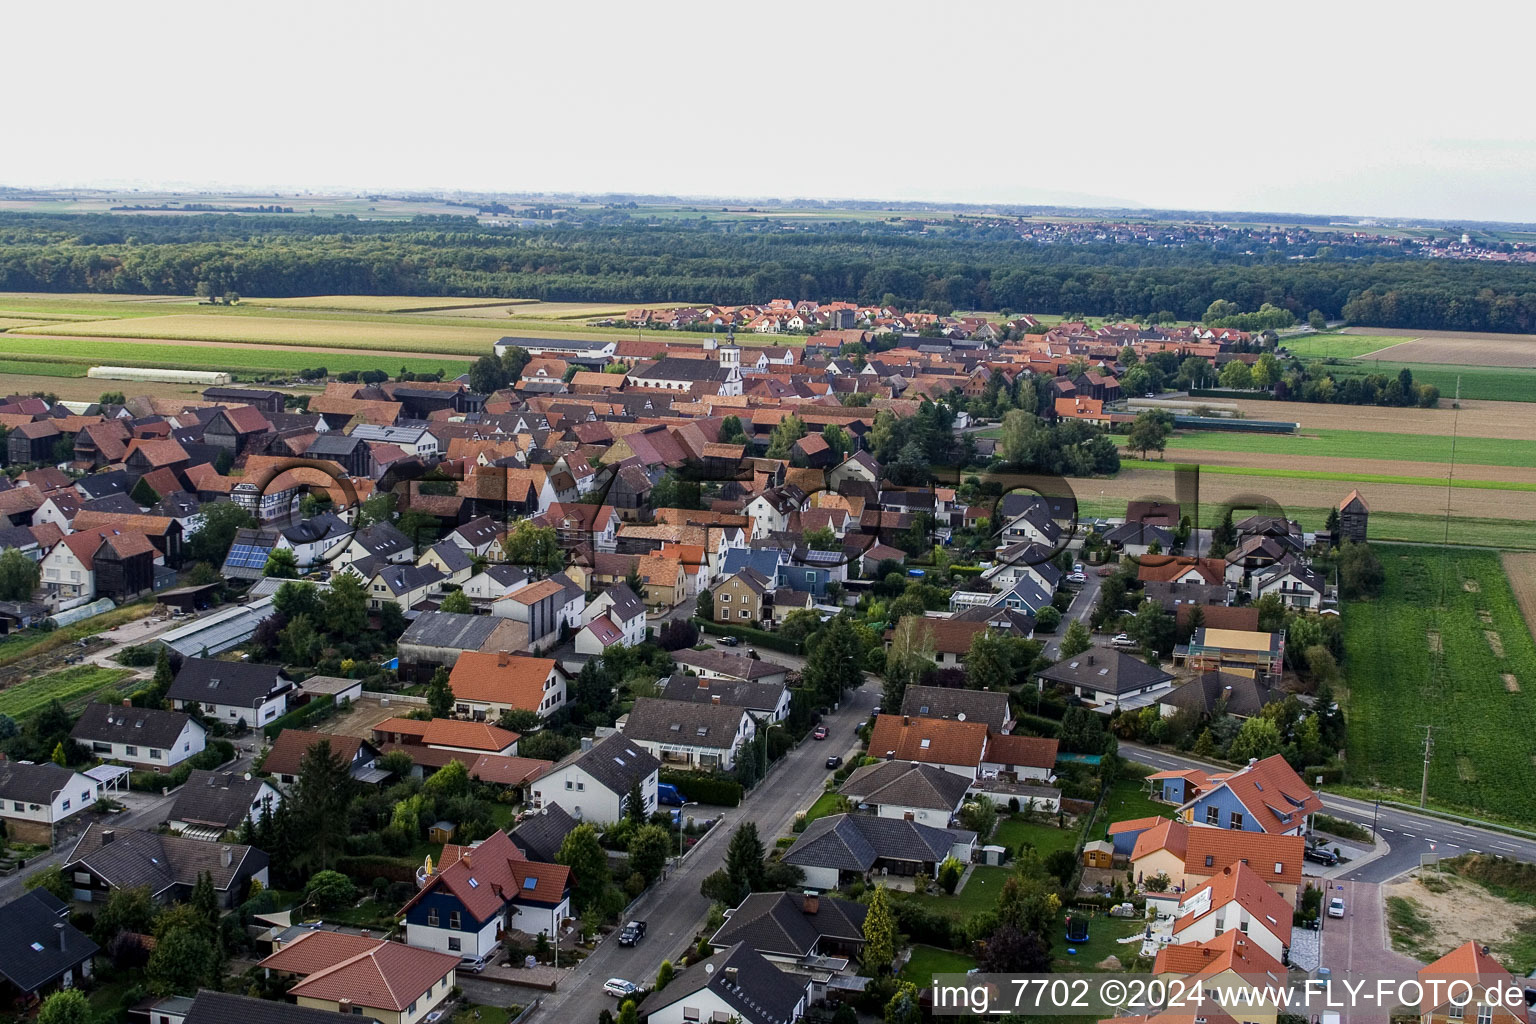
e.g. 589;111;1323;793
712;567;773;625
1154;932;1286;1024
259;931;458;1024
1128;819;1192;889
637;553;686;612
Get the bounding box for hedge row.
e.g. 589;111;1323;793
659;768;742;807
692;618;804;655
335;854;418;885
1013;712;1061;738
263;694;336;739
129;739;236;792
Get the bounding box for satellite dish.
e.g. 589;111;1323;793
244;772;253;782
956;712;966;722
705;964;714;974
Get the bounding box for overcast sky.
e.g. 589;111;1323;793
13;0;1536;222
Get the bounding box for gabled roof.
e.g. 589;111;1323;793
0;888;99;993
184;991;364;1024
1153;930;1286;985
982;733;1060;771
1172;861;1292;946
71;701;199;749
447;651;558;710
397;610;504;652
170;770;275;830
400;830;570;926
898;684;1010;728
510;804;582;862
709;891;867;958
65;823;266;895
838;760;972;812
670;648;784;681
1181;754;1323;834
783;813;963;872
1128;818;1189;862
659;673;786;714
262;730;372;778
1416;941;1523;1014
1159;671;1283;718
1034;649;1174;696
624;697;749;749
1183;828;1304;888
0;760;83;804
375;717;519;752
638;943;808;1024
546;732;659;797
866;714;988;768
167;658;289;708
260;931;458;1013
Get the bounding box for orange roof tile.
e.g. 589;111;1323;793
867;714;988;769
1183;828;1304;888
447;651;557;711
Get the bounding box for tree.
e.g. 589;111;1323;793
500;345;532;381
354;492;397;529
1219;359;1254;390
1059;619;1092;658
1338;540;1384;599
279;612;321;666
1252;353;1282;389
965;631;1015;692
130;475;161;506
725;822;767;901
557;824;611;914
801;617;866;706
628;824;672;885
1228;716;1284;763
185;501;254;565
304;870;358;911
884;982;922;1024
25;863;71;902
625;779;648;825
497;707;543;734
291;739;354;875
424;757;470;797
655;959;676;992
937;857;963;894
1035;605;1061;632
765;414;808;459
147;923;218;995
998;408;1041;465
863;885;896;973
718;415;749;446
37;990;92;1024
882;616;934;711
426;666;455;718
321;570;369;638
262;547;299;579
804;525;839;551
94;885;156;944
190;870;219;931
469;354;511;394
439;589;472;614
777;609;821;646
1126;410;1172;460
97;390;126;406
273;580;321;621
821;423;852;458
1045;848;1079;887
1131;599;1175;655
958;795;998;840
502;520;565;574
1308;310;1328;331
1059;706;1108;755
695;589;715;619
0;548;41;601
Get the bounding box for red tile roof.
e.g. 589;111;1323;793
261;931;457;1013
1173;862;1292;947
867;714;988;769
447;651;558;711
982;734;1059;770
1183;828;1304;888
1129;818;1189;862
1201;754;1324;834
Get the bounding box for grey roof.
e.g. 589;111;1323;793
509;803;582;863
1253;559;1325;593
624;697;748;749
83;493;144;515
0;888;99;993
157;596;275;658
75;469;131;500
997;494;1065;543
669;649;784;682
151;490;203;519
659;673;786;716
350;522;413;558
70;701;201;750
281;512;352;545
548;570;584;605
1159;671;1284;719
397;610;501;651
1034;649;1175;695
476;564;531;590
783;813;964;873
550;733;660;797
185;991;370;1024
65;823;267;896
0;761;81;804
220;528;280;581
602;582;645;622
709;891;867;958
497;335;612;352
899;684;1010;728
167;657;290;708
169;770;276;830
638;943;808;1024
839;760;972;812
425;540;473;575
304;432;369;456
631;357;735;383
371;562;445;596
450;516;502;547
1102;521;1174;548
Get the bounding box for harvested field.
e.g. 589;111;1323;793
1384;871;1536;968
0;317;49;330
252;295;527;312
13;313;508;355
433;301;639;320
1363;336;1536;368
1152;427;1536;469
1143;448;1536;485
0;371;203;402
1219;396;1536;440
1503;553;1536;641
0;337;464;379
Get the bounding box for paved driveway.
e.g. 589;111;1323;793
1319;879;1424;1020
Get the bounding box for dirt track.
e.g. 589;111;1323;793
1084;468;1525;520
1219;397;1536;440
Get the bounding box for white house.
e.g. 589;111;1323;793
402;831;572;955
527;734;660;824
622;697;755;773
0;761;101;845
1251;561;1326;610
580;583;646;648
462;564;530;603
165;658;293;729
1169;862;1293;964
69;702;207;772
637;944;811;1024
351;424;440;457
836;761;970;827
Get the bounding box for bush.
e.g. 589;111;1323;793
1034;606;1062;633
891;897;958;947
262;694;336;739
659;769;741;807
1304;762;1344;784
1012;712;1060;738
115;645;159;667
693;619;804;655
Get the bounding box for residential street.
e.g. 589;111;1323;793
1120;743;1536;881
504;674;879;1024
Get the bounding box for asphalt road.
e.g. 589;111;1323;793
1119;743;1536;882
511;675;880;1024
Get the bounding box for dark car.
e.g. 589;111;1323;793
1304;847;1339;866
618;921;647;946
826;755;843;769
718;636;740;647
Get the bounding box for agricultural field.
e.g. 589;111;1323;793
0;666;134;719
1503;553;1536;639
1219;396;1536;440
1147;428;1536;470
0;191;476;220
249;295;528;313
13;313;509;355
1118;458;1536;493
435;301;645;320
0;337;464;380
1326;360;1536;404
1281;333;1415;359
1341;546;1536;822
1342;327;1536;368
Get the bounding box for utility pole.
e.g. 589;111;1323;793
1420;725;1434;808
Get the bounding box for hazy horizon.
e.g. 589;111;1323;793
13;0;1536;223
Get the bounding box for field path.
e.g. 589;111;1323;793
1502;553;1536;645
1219;397;1536;439
19;334;476;361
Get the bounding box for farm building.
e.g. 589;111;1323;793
88;366;233;386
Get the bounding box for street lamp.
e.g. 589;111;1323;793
676;801;700;866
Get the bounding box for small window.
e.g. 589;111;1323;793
684;1010;701;1022
565;780;573;790
1229;812;1244;830
1204;855;1214;867
740;610;749;618
125;746;138;757
1274;862;1284;875
1477;1005;1491;1024
150;749;162;760
427;909;439;927
448;937;461;951
1447;1003;1464;1022
449;911;462;929
720;594;730;603
1205;807;1220;826
576;782;584;791
61;799;71;811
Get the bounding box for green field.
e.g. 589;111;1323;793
901;944;976;985
1090;775;1169;839
993;817;1079;857
0;666;135;719
1120;458;1536;492
1150;428;1536;469
0;337;463;380
0;358;88;377
1342;546;1536;822
1326;360;1536;404
1281;333;1414;359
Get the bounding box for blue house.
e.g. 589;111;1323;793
1176;755;1323;836
401;830;571;958
721;546;845;599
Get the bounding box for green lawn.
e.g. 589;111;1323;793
322;897;401;930
1342;545;1536;821
907;864;1014;919
993;817;1079;857
0;357;88;377
1092;777;1172;840
0;666;135;719
1120;458;1536;492
900;944;976;985
1146;427;1536;470
1281;333;1415;359
803;791;845;824
1052;909;1148;970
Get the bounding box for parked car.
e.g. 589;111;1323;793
459;954;490;974
1305;847;1339;866
1066;572;1087;584
656;783;684;806
826;755;843;769
1327;897;1346;918
718;635;740;647
1073;563;1084;573
604;979;639;998
813;725;828;740
1111;633;1134;648
618;921;647;946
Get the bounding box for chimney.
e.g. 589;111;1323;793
802;892;819;915
1248;758;1258;767
724;967;739;985
221;846;233;868
902;716;910;727
712;695;720;705
101;830;115;845
463;851;473;869
122;699;132;708
1087;654;1095;665
339;1000;352;1013
498;650;509;667
55;922;66;951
